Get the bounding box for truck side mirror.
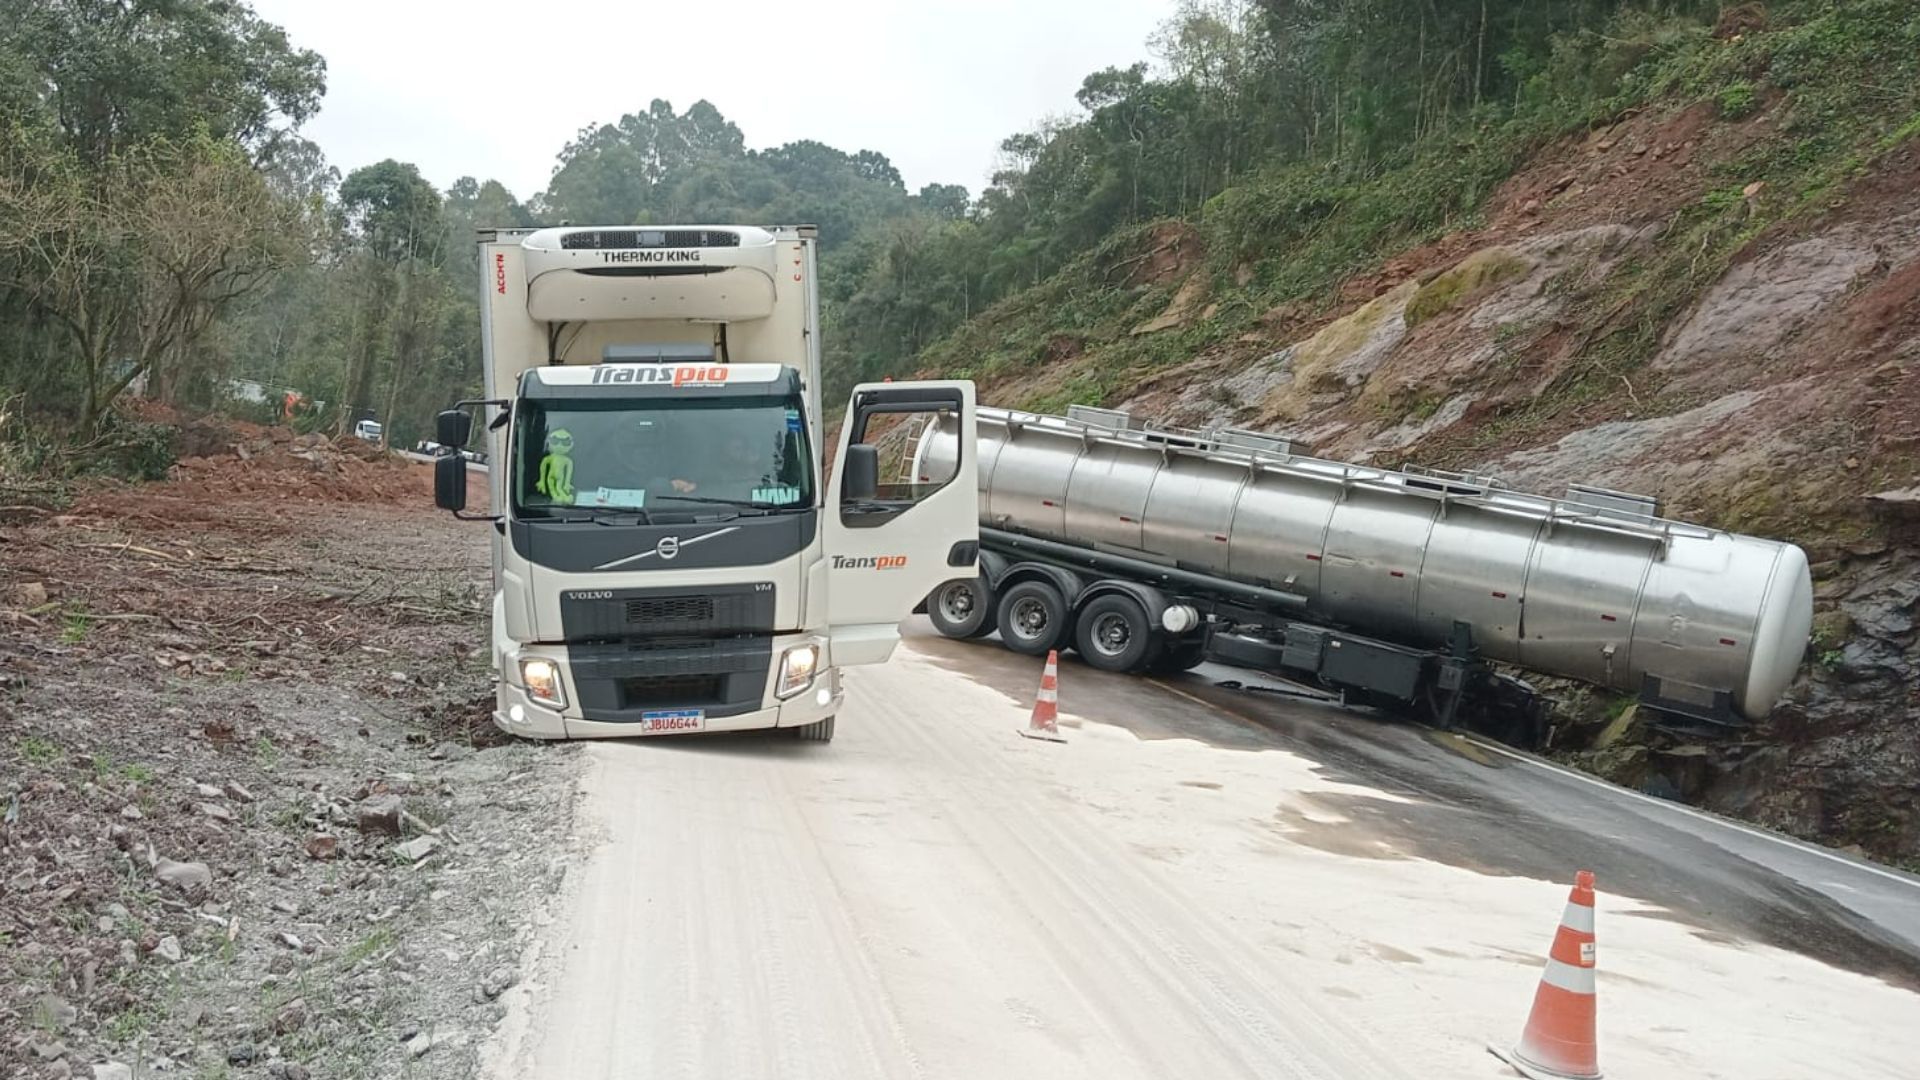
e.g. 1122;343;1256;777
842;444;879;502
435;454;467;512
436;408;472;449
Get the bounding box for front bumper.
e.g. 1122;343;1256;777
493;662;843;741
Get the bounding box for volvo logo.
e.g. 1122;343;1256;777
592;526;740;571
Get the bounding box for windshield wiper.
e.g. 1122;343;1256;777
648;495;802;515
537;506;654;525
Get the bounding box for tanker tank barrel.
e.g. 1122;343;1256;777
915;405;1815;725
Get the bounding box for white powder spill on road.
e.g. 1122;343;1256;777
484;645;1920;1080
933;648;1920;1079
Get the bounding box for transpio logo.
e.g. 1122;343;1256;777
832;555;908;570
591;365;731;387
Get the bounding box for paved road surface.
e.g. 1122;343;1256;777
484;625;1920;1080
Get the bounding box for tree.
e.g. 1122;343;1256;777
443;175;534;285
262;135;339;205
0;0;328;436
851;149;904;189
0;0;325;169
334;160;444;438
543;101;915;246
0;129;303;429
544;99;747;225
914;183;970;221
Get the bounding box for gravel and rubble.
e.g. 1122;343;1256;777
1;436;582;1079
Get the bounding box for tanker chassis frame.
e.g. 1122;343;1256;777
927;526;1552;743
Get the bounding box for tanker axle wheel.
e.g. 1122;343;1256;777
928;577;997;639
997;580;1070;656
1074;594;1160;673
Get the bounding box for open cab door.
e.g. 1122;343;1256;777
824;381;979;666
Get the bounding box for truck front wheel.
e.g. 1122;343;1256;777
1075;594;1160;673
927;577;997;639
998;580;1070;656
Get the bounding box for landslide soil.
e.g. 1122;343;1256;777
0;432;581;1080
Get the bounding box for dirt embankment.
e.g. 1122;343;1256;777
0;425;578;1080
168;417;434;506
1023;101;1920;862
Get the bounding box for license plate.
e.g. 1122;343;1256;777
638;709;704;734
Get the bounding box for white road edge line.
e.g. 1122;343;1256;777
1460;733;1920;891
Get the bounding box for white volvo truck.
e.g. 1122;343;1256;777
432;225;980;741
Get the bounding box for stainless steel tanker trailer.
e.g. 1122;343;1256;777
910;404;1814;735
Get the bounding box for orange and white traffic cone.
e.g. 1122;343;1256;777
1490;870;1602;1079
1018;650;1066;743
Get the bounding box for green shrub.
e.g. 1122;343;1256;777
1719;80;1759;118
88;415;179;481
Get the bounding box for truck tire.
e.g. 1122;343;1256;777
1074;594;1160;673
927;577;997;639
1151;638;1208;674
794;715;835;742
997;580;1071;656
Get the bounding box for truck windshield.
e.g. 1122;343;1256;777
513;394;814;517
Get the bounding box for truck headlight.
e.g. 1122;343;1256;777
519;658;566;708
777;645;818;699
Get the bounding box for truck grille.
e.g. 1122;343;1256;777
561;583;775;642
570;635;774;722
625;597;713;624
620;674;724;708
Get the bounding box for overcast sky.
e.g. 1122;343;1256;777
246;0;1178;201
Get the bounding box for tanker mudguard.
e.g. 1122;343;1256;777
1075;579;1174;622
977;547;1013;586
996;561;1087;606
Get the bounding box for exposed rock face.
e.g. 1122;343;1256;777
1167;346;1298;426
1657;213;1920;382
1488;388;1769;493
1710;555;1920;858
1366;393;1476;456
1124;224;1653;449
